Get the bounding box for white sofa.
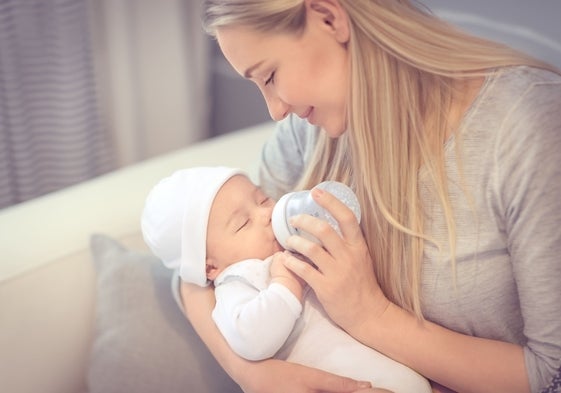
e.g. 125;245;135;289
0;122;275;393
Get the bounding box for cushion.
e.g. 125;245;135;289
88;234;242;393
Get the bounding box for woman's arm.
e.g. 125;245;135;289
360;301;529;393
179;281;374;393
282;189;531;393
259;115;320;199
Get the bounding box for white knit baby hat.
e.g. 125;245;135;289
141;166;244;286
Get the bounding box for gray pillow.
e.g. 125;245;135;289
88;234;242;393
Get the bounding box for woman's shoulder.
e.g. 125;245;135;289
260;115;321;198
455;65;560;171
491;66;561;120
471;65;561;172
468;65;561;131
274;114;321;146
488;65;561;96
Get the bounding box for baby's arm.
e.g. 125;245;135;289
212;262;303;361
269;251;306;301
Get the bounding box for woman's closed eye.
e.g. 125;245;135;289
265;71;275;86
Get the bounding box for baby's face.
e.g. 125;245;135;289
206;175;283;273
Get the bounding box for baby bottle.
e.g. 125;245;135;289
272;181;361;250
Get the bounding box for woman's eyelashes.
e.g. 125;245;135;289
264;71;275;86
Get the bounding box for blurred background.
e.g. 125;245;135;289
0;0;559;209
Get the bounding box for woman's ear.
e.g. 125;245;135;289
305;0;350;44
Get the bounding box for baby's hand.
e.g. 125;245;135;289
270;251;306;302
270;251;306;283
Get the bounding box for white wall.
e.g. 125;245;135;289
89;0;210;166
423;0;561;69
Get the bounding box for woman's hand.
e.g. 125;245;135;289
282;187;390;333
236;357;374;393
430;381;458;393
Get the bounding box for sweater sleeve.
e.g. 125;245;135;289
496;79;561;392
212;280;302;361
259;114;320;199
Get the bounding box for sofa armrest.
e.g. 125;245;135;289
0;122;273;282
0;122;274;393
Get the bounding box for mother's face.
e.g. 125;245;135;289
215;0;351;137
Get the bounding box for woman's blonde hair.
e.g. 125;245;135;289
203;0;557;317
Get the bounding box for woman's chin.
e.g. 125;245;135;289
323;123;348;138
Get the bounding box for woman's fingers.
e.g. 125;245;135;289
283;250;323;287
310;187;363;240
297;363;373;393
281;186;387;330
286;187;366;260
316;373;373;393
240;358;372;393
286;217;335;271
286;210;367;277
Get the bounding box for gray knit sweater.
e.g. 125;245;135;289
258;66;561;393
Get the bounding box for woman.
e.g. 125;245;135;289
179;1;561;392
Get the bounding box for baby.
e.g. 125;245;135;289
141;166;431;393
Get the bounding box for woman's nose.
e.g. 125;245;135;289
264;92;289;121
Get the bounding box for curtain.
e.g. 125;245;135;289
0;0;211;209
91;0;211;166
0;0;114;209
